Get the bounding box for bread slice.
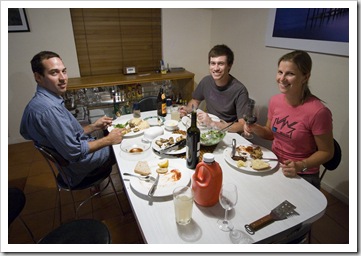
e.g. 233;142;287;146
251;159;270;170
134;161;151;175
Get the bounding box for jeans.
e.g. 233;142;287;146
298;173;321;190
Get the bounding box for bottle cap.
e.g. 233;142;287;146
166;98;172;106
203;153;215;163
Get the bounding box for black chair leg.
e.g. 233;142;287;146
109;175;126;215
19;217;36;243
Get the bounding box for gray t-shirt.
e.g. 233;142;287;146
192;75;249;122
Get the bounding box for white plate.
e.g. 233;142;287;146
151;134;186;155
181;113;220;130
128;162;191;197
143;116;165;126
223;147;278;173
109;119;147;138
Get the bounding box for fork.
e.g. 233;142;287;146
123;173;156;182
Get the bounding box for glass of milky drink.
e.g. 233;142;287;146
173;186;194;225
171;105;181;121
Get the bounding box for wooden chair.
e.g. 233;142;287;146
34;144;125;224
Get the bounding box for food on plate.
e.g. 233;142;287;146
134;161;151;175
114;122;128;129
114;118;150;135
129;118;150;130
170;169;181;181
172;130;187;136
158;159;169;168
129;118;142;127
251;159;270;170
250;146;263;159
236;160;247;167
237;145;263;159
129;147;143;153
231;155;247;162
155;135;186;149
156;167;168;174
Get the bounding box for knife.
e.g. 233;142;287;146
148;173;160;197
158;139;186;154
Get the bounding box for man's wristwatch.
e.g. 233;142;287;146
301;160;308;173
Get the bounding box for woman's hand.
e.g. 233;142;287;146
280;160;298;177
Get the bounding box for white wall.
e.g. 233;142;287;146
6;8;351;203
163;8;350;203
7;9;80;144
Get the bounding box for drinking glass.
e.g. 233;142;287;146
173;186;194;225
217;183;238;231
241;99;258;140
171;105;181;121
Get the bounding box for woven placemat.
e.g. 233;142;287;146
177;145;217;162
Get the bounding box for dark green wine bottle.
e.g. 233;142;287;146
186;108;200;169
157;87;167;117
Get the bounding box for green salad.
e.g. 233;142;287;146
200;130;226;146
114;121;128;129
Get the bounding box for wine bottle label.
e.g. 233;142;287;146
161;103;166;114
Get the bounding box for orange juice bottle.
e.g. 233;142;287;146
192;153;223;207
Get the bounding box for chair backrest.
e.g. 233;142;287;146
320;139;342;181
138;96;158;112
38;219;111;244
34;144;72;188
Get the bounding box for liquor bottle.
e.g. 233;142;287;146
177;92;183;104
157;87;167;117
186;107;200;169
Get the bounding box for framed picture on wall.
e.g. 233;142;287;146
265;8;348;56
8;8;30;32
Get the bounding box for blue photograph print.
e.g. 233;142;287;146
273;8;349;43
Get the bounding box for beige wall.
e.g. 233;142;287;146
7;8;350;203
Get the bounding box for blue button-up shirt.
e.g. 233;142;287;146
20;85;109;186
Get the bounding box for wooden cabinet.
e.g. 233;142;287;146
66;70;195;122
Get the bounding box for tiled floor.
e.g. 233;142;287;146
8;142;349;244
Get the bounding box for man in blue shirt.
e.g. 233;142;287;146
20;51;125;187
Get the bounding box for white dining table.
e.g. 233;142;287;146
111;110;327;246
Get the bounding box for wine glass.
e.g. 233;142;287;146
217;183;238;231
241;99;258;139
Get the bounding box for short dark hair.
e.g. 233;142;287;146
31;51;61;75
208;44;234;65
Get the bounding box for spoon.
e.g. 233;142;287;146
123;173;155;182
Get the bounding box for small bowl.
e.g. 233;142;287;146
164;120;179;131
120;140;151;160
200;129;227;146
199;120;228;146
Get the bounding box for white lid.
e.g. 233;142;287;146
203;153;214;163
